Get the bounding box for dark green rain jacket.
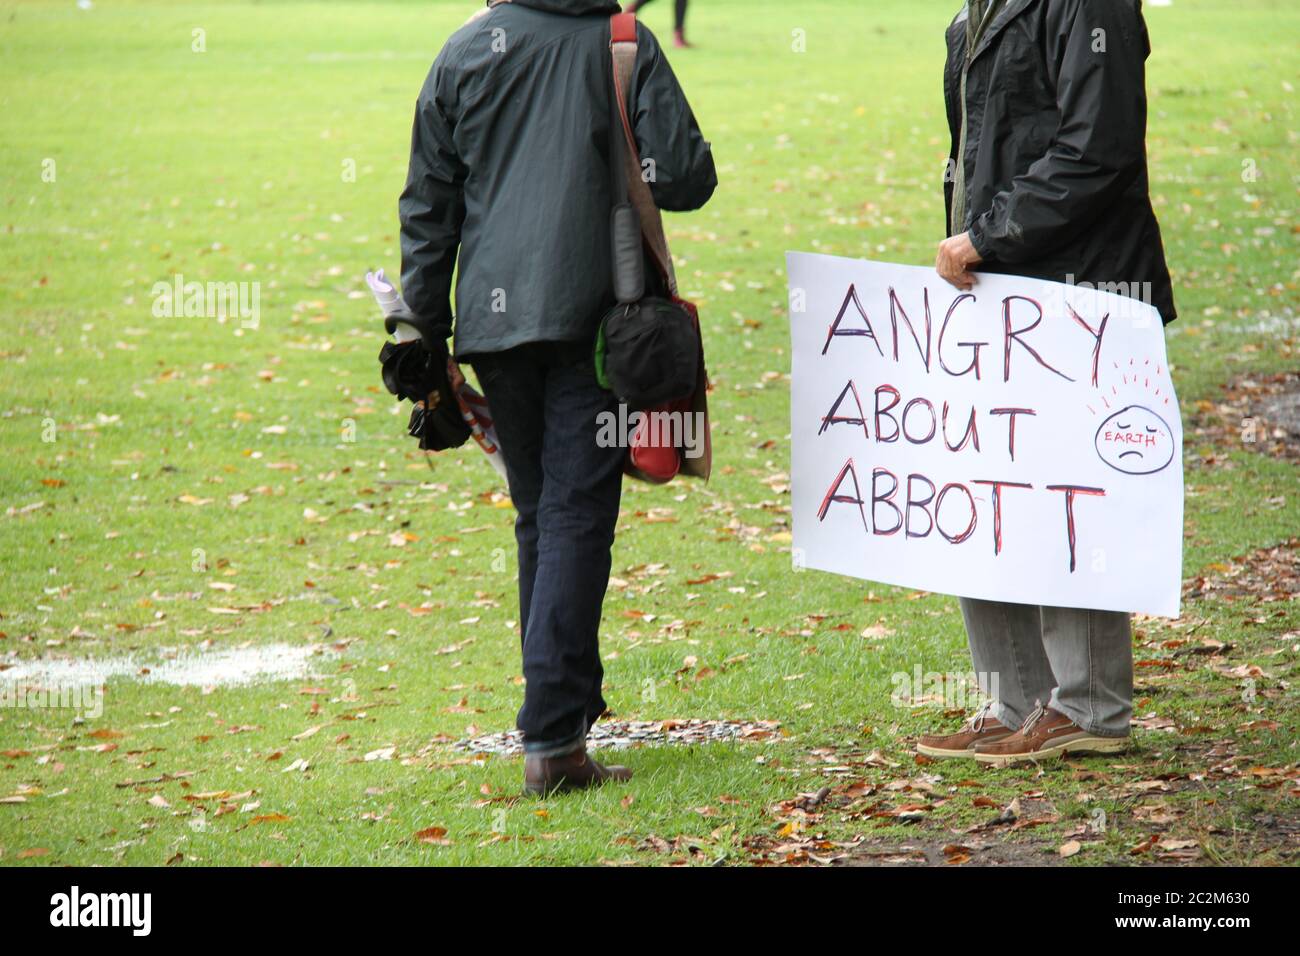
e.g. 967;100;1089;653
399;0;717;357
943;0;1176;323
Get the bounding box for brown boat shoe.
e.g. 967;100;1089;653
916;704;1015;759
974;703;1129;766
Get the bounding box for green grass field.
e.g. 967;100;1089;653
0;0;1296;866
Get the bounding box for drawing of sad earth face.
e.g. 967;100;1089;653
1094;405;1176;475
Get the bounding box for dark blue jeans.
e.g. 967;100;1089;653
470;341;624;756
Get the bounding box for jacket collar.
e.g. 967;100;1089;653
502;0;622;14
968;0;1039;64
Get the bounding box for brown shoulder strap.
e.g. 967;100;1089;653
610;13;678;295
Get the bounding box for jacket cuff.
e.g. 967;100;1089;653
967;218;994;263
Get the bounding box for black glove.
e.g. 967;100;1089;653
378;336;471;452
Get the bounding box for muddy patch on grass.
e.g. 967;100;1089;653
740;830;1066;867
749;777;1081;866
1188;370;1300;464
1183;536;1300;605
454;718;783;756
0;642;333;691
840;836;1064;866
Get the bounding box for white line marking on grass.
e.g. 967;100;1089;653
0;643;333;690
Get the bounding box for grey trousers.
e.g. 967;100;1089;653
959;598;1134;738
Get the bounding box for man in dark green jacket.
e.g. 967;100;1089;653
398;0;716;794
923;0;1175;766
400;0;715;356
935;0;1174;324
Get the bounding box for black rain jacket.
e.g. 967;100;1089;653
399;0;717;358
944;0;1176;323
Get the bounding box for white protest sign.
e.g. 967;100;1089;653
787;252;1183;618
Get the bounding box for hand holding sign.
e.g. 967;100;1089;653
935;231;983;291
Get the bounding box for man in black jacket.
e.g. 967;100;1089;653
399;0;716;794
922;0;1176;765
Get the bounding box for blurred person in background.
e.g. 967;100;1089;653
626;0;692;48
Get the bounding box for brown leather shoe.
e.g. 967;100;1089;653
916;705;1014;758
523;745;633;796
974;703;1128;766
